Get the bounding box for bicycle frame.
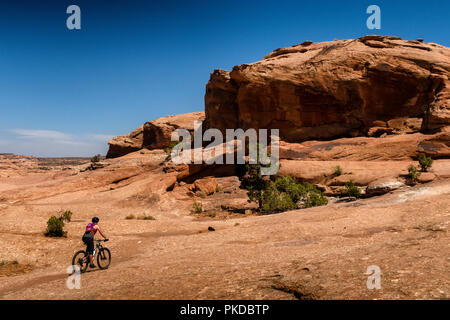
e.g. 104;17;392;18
91;241;103;259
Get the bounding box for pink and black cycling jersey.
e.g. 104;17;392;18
85;223;98;235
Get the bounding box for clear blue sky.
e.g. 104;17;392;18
0;0;448;157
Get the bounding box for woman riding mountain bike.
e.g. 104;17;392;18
82;217;108;269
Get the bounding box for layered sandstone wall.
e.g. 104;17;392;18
205;36;450;142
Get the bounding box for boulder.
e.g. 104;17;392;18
205;36;450;142
193;177;218;196
417;172;436;183
366;180;405;197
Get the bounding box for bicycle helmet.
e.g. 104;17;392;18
92;217;99;223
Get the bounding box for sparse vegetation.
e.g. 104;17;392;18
207;212;216;218
195;190;207;198
90;154;101;163
418;153;433;172
192;202;203;214
60;210;72;222
333;165;343;177
340;181;362;198
164;141;181;156
215;185;222;193
44;216;67;237
137;215;156;220
242;163;268;209
407;165;421;184
125;214;136;220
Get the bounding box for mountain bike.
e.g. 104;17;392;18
72;239;111;273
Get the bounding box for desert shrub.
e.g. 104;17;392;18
261;182;297;214
207;212;216;218
418;154;433;172
407;165;421;184
60;210;72;222
340;181;362;198
164;141;181;156
274;176;295;193
45;216;66;237
138;215;155;220
333;166;343;177
125;214;136;220
246;176;327;214
195;190;207;198
90;154;101;163
242;163;269;209
215;185;222;193
192;202;203;214
303;183;328;207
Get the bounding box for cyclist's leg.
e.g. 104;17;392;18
86;239;94;265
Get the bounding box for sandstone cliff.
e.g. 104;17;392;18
205;36;450;142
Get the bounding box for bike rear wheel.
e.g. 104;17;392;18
72;250;89;273
97;248;111;270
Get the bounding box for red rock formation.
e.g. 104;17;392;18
106;126;143;158
107;112;204;158
205;36;450;142
143;112;205;149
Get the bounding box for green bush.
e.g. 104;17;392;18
45;216;66;237
418;154;433;172
90;155;101;163
245;175;327;214
261;182;297;214
340;181;362;198
408;165;421;184
242;163;268;209
60;210;72;222
303;183;329;208
333;166;343;176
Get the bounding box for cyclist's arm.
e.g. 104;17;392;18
95;225;107;239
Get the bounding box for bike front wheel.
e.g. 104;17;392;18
72;250;89;273
97;248;111;270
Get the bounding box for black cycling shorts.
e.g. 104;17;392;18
82;233;94;254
